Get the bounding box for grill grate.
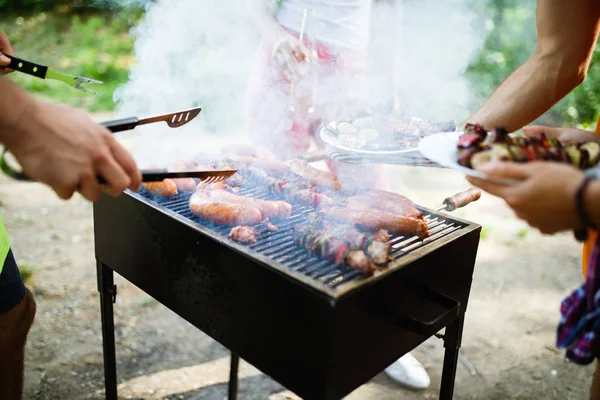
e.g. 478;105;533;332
145;186;468;289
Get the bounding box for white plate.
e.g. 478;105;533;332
418;131;521;185
319;122;420;155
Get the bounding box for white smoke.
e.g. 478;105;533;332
113;0;486;168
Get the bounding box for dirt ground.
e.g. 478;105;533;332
2;135;596;399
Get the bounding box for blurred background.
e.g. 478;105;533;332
2;0;599;130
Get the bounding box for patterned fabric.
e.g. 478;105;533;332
557;233;600;364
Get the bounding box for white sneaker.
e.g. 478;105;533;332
384;352;431;390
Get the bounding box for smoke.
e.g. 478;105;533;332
113;0;486;168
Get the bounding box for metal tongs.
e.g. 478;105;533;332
0;107;238;184
4;54;102;94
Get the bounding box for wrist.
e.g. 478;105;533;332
584;178;600;228
0;79;39;149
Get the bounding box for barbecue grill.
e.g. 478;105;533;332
94;184;481;400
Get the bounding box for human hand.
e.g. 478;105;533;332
466;161;585;234
6;100;142;202
0;30;14;75
271;29;314;80
523;125;600;145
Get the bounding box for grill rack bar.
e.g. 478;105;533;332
146;185;468;291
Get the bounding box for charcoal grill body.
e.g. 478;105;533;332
94;191;480;400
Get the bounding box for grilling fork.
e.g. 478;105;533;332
0;107;238;183
3;54;102;94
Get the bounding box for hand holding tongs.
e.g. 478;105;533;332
2;54;102;94
1;107;238;184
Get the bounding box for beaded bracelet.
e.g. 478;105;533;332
573;176;597;241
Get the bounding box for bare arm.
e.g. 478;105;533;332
465;0;600;131
585;180;600;228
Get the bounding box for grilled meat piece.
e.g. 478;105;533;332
195;189;292;220
167;162;198;192
239;166;339;210
195;181;228;191
346;191;423;220
288;160;343;191
373;229;391;242
142;180;178;198
319;207;430;240
189;192;263;226
292;224;375;273
229;226;259;244
307;213;391;264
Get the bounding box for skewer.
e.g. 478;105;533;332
435;188;481;212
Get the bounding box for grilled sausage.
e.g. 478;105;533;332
346;191;423;220
319;207;430;240
142;180;178;198
189;192;263;226
288;160;343;191
198;189;292;220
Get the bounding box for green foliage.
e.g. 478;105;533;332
0;6;142;111
466;0;600;128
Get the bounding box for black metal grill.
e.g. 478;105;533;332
93;186;481;400
155;186;469;293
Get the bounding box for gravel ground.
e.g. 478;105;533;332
0;131;595;399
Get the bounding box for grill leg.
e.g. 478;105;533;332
439;314;465;400
228;352;240;400
97;262;118;400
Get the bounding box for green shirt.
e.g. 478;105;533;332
0;215;10;274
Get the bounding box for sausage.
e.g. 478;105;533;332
168;162;202;192
288;160;343;190
189;192;263;226
142;180;178;198
319;207;430;240
346;191;423;220
199;189;292;220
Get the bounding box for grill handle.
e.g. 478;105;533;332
379;285;461;335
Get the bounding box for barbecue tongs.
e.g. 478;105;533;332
3;54;102;94
0;107;238;184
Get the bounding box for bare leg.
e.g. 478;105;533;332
0;288;36;400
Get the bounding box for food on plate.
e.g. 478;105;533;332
189;192;263;226
229;226;259;244
142;180;178;198
319;207;430;239
292;224;375;273
328;109;456;152
195;189;292;220
288;160;343;190
458;124;600;169
346;190;423;220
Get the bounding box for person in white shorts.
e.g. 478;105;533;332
244;0;431;390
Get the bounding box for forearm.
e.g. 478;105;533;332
465;52;583;132
0;78;39;148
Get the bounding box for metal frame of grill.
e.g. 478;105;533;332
94;188;481;400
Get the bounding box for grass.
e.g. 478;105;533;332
0;7;143;112
19;263;36;283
